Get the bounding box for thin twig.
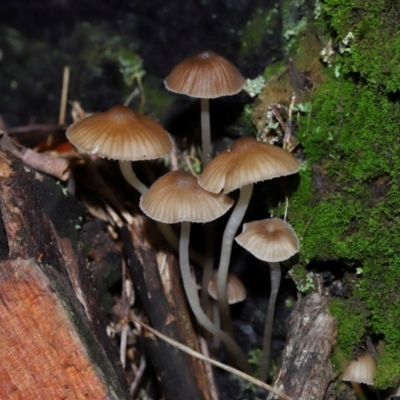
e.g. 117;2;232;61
300;211;317;241
59;66;70;125
130;316;293;400
0;134;70;180
169;136;179;171
124;87;140;107
270;104;286;131
185;153;198;177
283;94;297;151
199;336;219;400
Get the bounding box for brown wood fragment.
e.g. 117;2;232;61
121;221;213;400
0;134;70;180
268;293;337;400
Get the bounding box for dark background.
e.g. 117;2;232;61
0;0;282;126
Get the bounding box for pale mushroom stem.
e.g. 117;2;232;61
260;262;281;382
119;160;148;196
119;161;205;266
180;221;252;374
217;183;254;339
200;98;212;168
200;97;213;323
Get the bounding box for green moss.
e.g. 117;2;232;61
322;0;400;92
239;7;278;57
281;0;309;52
249;0;400;388
376;343;400;388
288;264;315;293
289;72;400;388
330;298;369;358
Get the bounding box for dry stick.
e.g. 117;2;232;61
123;87;140;107
49;65;70;149
0;134;70;180
199;336;219;400
58;66;70;125
130;315;293;400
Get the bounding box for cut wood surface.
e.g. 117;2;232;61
0;146;129;399
0;257;109;399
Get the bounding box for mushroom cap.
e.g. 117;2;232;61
66;105;172;161
208;273;246;304
235;218;300;262
198;137;301;194
342;352;376;385
139;170;234;224
164;50;246;99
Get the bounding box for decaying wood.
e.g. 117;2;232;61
0;133;70;180
0;147;129;399
121;221;213;400
268;293;337;400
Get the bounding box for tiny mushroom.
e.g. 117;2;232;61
342;351;376;386
198;137;300;342
140;170;251;373
208;272;247;305
66;104;172;195
235;217;300;382
164;50;245;167
208;272;246;349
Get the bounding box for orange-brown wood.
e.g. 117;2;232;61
0;145;129;399
0;258;108;399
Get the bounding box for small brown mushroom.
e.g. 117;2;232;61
235;218;300;382
66;105;172;195
198;137;300;343
164;50;245;167
140;171;251;373
342;351;376;386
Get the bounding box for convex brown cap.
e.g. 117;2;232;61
235;218;300;262
164;50;246;99
198;137;301;194
208;273;246;304
66;105;172;161
139;170;234;224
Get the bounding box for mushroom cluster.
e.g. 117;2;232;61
65;50;301;380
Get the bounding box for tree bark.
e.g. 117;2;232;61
268;293;337;400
